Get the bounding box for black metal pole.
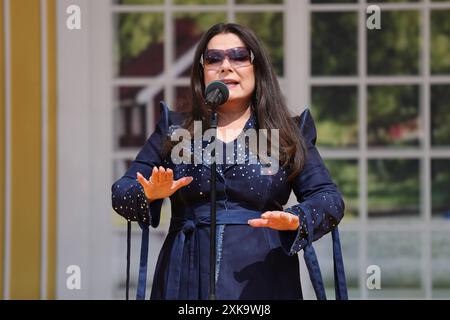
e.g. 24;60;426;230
209;109;218;300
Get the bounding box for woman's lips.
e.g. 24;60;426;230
221;79;239;89
225;83;239;89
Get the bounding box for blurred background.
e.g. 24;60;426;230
0;0;450;299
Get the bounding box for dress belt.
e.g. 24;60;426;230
165;207;262;300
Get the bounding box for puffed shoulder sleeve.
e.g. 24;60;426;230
282;108;345;255
111;102;171;227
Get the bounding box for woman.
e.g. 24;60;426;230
112;23;347;300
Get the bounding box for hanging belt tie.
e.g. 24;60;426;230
165;208;262;300
126;220;131;300
301;206;348;300
302;205;327;300
332;227;348;300
136;221;150;300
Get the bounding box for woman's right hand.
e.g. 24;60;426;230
136;166;193;202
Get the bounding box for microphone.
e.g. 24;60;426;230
204;81;229;108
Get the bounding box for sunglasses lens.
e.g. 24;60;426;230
204;50;224;65
228;48;251;64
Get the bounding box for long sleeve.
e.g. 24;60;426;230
111;104;170;227
281;108;345;256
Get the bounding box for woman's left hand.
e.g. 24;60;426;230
248;211;299;231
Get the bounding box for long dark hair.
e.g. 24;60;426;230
165;23;306;181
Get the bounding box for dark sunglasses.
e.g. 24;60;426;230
200;47;254;70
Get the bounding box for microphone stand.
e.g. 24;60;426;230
209;108;218;300
204;81;228;301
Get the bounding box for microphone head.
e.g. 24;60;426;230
204;81;229;107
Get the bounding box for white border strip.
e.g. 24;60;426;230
358;0;368;300
3;0;11;300
40;0;48;300
422;0;432;300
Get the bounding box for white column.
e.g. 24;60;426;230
88;0;114;300
285;0;309;115
285;0;314;300
3;0;11;300
57;0;113;299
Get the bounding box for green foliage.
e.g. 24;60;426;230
311;12;357;75
368;159;420;215
367;10;420;75
312;86;358;147
117;13;164;63
431;10;450;74
236;12;284;75
324;160;359;218
432;160;450;214
431;85;450;146
367;86;419;146
173;12;227;35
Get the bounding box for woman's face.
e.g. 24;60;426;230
203;33;255;108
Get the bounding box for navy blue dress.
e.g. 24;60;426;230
111;103;347;300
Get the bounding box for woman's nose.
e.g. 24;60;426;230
219;57;233;71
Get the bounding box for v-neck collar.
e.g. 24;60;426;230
198;112;258;179
215;111;257;145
